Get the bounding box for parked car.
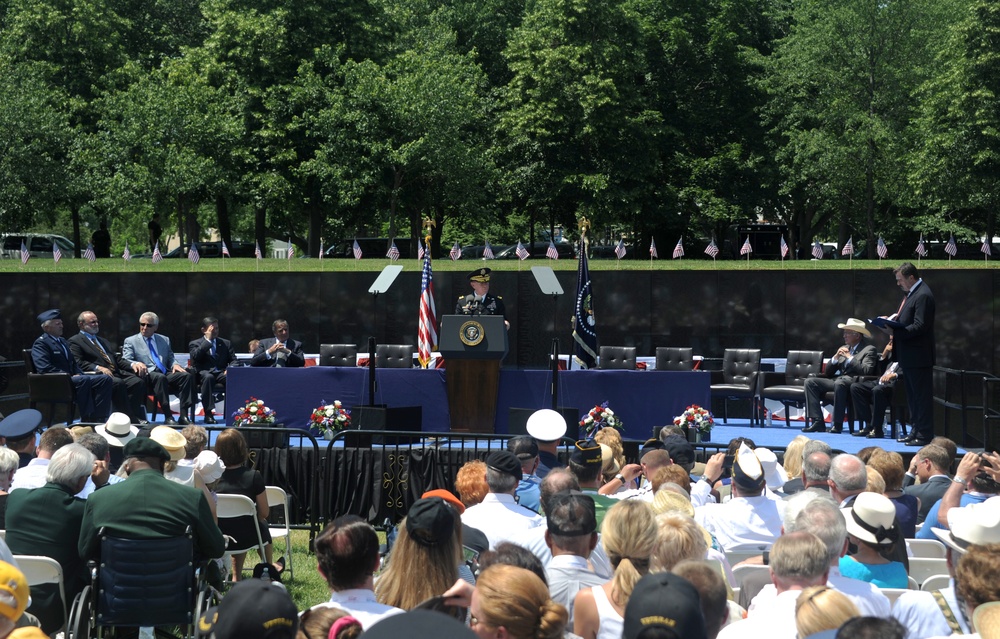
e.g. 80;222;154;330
1;233;76;259
494;242;576;260
326;237;413;259
138;241;257;259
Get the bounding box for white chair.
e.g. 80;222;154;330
880;588;909;605
15;555;66;632
908;575;919;590
265;485;293;578
908;557;949;588
217;494;268;580
906;538;947;558
921;574;951;592
725;548;767;567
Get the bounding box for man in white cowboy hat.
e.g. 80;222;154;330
802;318;878;434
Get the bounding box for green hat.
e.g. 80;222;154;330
123;437;171;462
570;440;603;467
468;268;491;283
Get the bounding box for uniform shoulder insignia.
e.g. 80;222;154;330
496;296;503;300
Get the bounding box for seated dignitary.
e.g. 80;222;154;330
250;319;305;368
620;569;707;639
5;444;95;633
10;427;74;491
526;409;567;478
695;443;786;552
802;318;878;434
31;309;113;423
122;311;193;425
305;515;403;629
543;492;604;622
850;342;899;439
188;317;237;424
69;310;147;423
461;450;543;549
508;435;542;512
717;532;832;639
78;437;225;563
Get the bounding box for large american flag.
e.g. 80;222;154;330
614;239;626;260
649;238;658;259
449;242;461;261
740;236;753;256
672;237;684;259
841;236;854;256
221;241;230;258
877;237;888;259
152;242;163;264
546;241;559;260
704;239;719;258
84;243;96;262
483;241;495;260
515;241;529;260
254;241;262;260
915;234;927;257
353;240;363;260
53;244;62;263
983;240;993;257
122;241;131;261
387;241;400;261
811;241;824;259
20;241;29;265
945;235;957;257
188;243;200;264
417;251;437;368
780;235;789;258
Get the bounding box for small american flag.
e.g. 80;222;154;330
671;237;684;259
152;242;163;264
353;239;363;260
20;241;29;265
221;241;230;258
740;236;753;256
188;243;200;264
877;237;888;259
704;239;719;258
449;242;461;261
546;241;559;260
780;235;789;258
287;239;294;259
841;236;854;256
945;234;957;257
319;238;324;259
254;241;262;260
483;241;495;260
983;240;993;257
53;244;62;263
915;234;927;257
614;239;626;260
417;242;425;260
387;241;400;261
515;241;529;260
812;241;824;259
84;243;96;262
649;238;658;259
122;241;131;261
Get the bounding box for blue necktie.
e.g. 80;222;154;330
147;337;167;373
210;339;216;358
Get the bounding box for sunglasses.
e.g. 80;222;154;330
139;323;156;327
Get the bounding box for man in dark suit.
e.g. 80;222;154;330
903;443;952;524
31;309;113;422
122;311;193;425
6;443;102;633
884;262;936;445
188;316;237;424
802;318;878;434
78;437;225;562
250;319;305;368
455;267;509;328
68;310;147;423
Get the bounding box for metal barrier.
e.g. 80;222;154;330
933;366;998;448
982;377;1000;453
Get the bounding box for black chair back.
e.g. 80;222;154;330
376;344;414;368
655;347;694;371
599;346;637;370
320;344;358;367
783;351;823;384
722;349;761;386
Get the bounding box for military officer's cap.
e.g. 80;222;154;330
468;268;492;283
0;409;43;442
37;309;61;324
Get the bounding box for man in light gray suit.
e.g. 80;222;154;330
122;311;194;425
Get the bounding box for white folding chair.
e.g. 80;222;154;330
15;555;66;632
265;485;293;578
216;494;268;580
880;588;909;605
725;548;767;567
906;538;947;558
921;574;951;592
908;557;949;588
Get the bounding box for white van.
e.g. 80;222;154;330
0;234;76;259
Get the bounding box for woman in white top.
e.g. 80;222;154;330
573;500;657;639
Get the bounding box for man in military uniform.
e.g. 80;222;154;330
455;267;508;328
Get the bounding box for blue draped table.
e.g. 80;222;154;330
226;367;710;440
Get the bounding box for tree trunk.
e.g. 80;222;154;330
255;207;267;253
71;206;82;258
216;195;231;246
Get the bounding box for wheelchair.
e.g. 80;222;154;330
67;527;218;639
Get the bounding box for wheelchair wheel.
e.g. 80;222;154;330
67;586;93;639
192;586;219;639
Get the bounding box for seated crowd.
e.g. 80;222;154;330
0;405;998;639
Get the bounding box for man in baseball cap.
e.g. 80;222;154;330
622;571;706;639
461;450;543;549
198;579;298;639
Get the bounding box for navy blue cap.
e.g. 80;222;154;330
36;309;61;324
0;409;43;441
640;438;666;456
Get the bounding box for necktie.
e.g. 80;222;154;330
211;339;216;358
147;337;167;373
57;338;70;361
89;334;114;368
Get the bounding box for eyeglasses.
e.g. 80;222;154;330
139;323;156;327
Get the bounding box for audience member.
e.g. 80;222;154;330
68;310;147;423
671;560;729;639
661;434;697;474
756;447;789;495
469;565;567;639
595;427;626;475
214;428;274;578
543;492;602;620
296;606;362;639
122;311;194;425
188;317;237;423
650;513;707;573
568;441;619;526
31;309;113;422
839;492;907;588
867;450;918;537
973;602;1000;639
308;515;403;629
829;454;868;507
573;500;656;639
953;543;1000;634
526;409;568;478
181;425;209;461
10;427;74;491
917;460;999;540
794;586;859;639
461;451;543;549
454;460;489;508
800;451;833;494
621;571;707;639
930;436;958;473
650;465;691;496
363;609;476;639
507;435;541;511
838;617;906;639
198;579;298;639
0;449;19;527
476;542;549;585
605;447;671;502
251;319;306;368
779;436;810;495
0;409;42;468
599;444;624;492
0;563;30;639
903;444;952;524
865;467;886;494
75;432;125;497
421;488;489;559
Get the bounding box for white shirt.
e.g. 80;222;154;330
690;478;716;508
892;582;971;639
749;566;891;618
546;554;604;622
461;492;543;549
311;589;404;630
9;458;50;491
718;589;801;639
506;525;613;579
695;494;785;552
76;473;125;499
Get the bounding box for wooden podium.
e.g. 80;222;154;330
440;315;509;433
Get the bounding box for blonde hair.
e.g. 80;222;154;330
795;586;859;638
650;513;707;573
783;436;809;479
454;460;488;507
594;428;625;470
475;565;567;639
375;513;463;612
601;500;656;607
865;467;886;494
867;451;905;492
